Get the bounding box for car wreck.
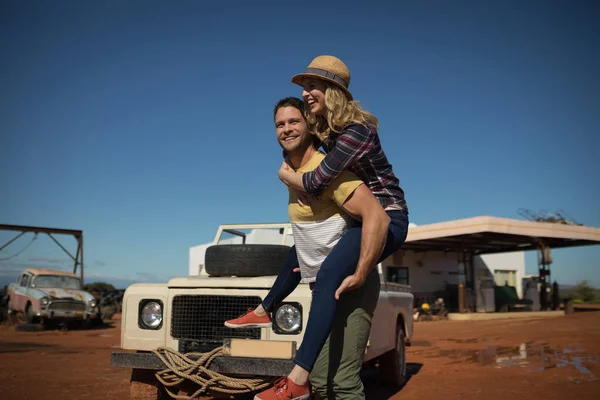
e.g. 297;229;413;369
6;268;101;326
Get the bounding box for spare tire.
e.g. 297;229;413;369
205;244;291;277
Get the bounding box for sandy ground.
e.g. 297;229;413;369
0;312;598;400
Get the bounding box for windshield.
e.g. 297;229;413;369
32;275;82;289
217;226;293;246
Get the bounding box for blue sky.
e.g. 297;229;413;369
1;0;599;288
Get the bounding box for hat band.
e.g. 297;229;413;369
305;67;349;89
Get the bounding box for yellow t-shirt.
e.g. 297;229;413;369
288;151;364;282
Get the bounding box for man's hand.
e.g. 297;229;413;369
296;191;311;207
335;273;367;300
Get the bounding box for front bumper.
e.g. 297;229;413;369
40;309;87;319
110;351;294;377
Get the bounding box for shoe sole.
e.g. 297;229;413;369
224;322;272;328
254;395;309;400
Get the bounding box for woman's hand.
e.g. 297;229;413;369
279;161;311;206
278;161;293;185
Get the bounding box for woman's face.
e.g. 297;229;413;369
302;78;328;116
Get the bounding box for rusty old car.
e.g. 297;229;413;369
6;268;101;326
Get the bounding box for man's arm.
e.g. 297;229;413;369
334;184;390;299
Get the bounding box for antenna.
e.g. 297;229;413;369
517;208;582;226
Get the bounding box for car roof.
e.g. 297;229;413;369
24;268;79;278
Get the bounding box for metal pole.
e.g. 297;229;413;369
469;252;475;312
47;233;77;262
458;282;465;313
80;234;84;285
0;231;26;252
74;241;81;274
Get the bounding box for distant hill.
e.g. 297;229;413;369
559;282;600;301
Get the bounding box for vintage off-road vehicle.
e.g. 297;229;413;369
6;268;101;325
111;224;414;399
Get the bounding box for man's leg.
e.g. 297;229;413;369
310;270;380;400
308;331;330;399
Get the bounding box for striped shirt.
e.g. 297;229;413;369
302;123;408;211
289;151;363;283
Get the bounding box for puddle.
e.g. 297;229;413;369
473;342;598;383
444;337;502;344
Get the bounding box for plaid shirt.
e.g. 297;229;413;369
302;123;407;210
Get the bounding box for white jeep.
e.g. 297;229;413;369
111;223;414;399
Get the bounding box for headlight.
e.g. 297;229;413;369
139;300;163;329
273;303;302;334
89;299;97;308
40;297;49;306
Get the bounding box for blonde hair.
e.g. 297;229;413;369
306;84;379;143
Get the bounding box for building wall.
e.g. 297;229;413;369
382;250;462;293
381;249;526;298
189;243;210;276
476;251;526;298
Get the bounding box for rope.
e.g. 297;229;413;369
0;233;38;261
152;346;277;399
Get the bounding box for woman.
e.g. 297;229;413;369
226;55;409;400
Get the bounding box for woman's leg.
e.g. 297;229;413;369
260;245;302;313
293;210;409;372
226;246;303;327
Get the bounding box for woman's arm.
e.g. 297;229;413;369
281;124;374;195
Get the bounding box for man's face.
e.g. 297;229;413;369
275;106;312;154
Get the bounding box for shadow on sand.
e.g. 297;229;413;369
363;362;424;399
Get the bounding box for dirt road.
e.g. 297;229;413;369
0;312;598;400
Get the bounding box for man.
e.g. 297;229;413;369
252;97;391;399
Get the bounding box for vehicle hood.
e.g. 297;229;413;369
34;288;93;303
168;275;283;288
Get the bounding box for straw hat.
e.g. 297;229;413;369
291;55;353;100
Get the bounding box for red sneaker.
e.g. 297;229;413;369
254;377;310;400
224;308;272;328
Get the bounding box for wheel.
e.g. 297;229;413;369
205;244;291;277
0;296;8;323
130;369;169;400
378;323;407;387
25;304;39;324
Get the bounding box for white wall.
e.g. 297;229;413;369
382;250;463;293
476;251;526;298
189;243;210;276
381;249;526;297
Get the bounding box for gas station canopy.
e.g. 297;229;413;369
402;216;600;255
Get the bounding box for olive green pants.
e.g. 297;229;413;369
309;270;380;400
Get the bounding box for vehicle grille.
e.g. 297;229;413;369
48;300;86;312
171;295;262;353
